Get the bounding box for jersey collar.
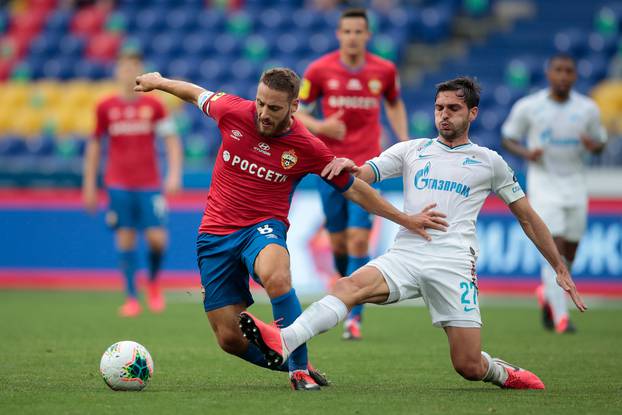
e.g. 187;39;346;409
434;138;473;150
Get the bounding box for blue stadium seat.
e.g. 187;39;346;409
275;32;309;56
258;8;292;31
0;137;28;156
45;9;72;33
196;9;226;34
417;5;452;42
58;35;86;59
165;7;200;32
553;29;588;58
578;54;608;83
147;32;185;59
308;33;337;55
73;60;111;80
133;8;167;33
198;57;231;85
22;56;47;79
0;10;8;35
291;9;322;31
42;57;76;80
182;32;213;58
166;58;200;82
26;135;56;157
28;33;63;59
587;32;619;57
230;58;259;82
212;33;242;56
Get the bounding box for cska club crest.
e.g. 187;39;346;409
368;79;382;95
281;149;298;170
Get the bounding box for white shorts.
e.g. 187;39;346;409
366;247;482;328
530;199;587;242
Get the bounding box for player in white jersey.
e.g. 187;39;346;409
502;54;607;334
238;77;587;390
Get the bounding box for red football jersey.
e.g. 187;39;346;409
299;51;400;165
198;92;354;235
93;94;167;189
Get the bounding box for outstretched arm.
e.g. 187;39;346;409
135;72;205;104
321;157;375;184
508;197;587;311
343;178;448;240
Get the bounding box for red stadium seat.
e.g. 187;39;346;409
71;6;107;38
86;32;122;61
0;58;14;80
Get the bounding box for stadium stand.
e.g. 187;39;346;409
0;0;620;187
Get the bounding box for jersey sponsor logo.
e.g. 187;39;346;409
462;157;482;166
299;79;312;100
124;107;137;119
414;162;470;197
540;128;580;146
281;149;298;170
327;79;340;90
368;79;382;95
416;139;434;152
346;78;363;91
138;105;154;119
224;153;289;183
108;120;152;136
253;142;271;156
109;107;121;120
327;95;379;109
230;130;243;141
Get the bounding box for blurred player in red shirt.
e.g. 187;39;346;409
133;68;442;390
296;8;409;339
82;50;183;317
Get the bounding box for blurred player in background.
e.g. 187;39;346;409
240;77;587;391
133;68;443;391
295;8;409;340
82;49;183;317
502;53;607;334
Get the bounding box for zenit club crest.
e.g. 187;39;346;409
368;79;382;95
281;150;298;170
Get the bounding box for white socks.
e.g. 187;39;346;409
541;263;568;324
281;295;349;353
481;351;509;387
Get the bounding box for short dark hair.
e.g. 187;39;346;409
435;77;481;109
259;67;301;101
547;53;576;68
339;8;368;28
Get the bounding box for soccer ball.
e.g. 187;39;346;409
100;340;154;391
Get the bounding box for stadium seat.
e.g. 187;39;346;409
0;10;8;35
587;32;618;57
9;10;47;40
181;32;213;58
0;136;27;156
213;33;242;56
58;35;86;59
86;32;122;61
147;32;185;60
71;6;107;37
73;59;111;80
291;9;322;31
165;7;200;32
554;29;588;58
45;9;72;33
132;7;166;33
578;54;608;83
166;58;200;82
196;9;226;34
243;34;271;62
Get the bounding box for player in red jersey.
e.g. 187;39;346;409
82;50;183;317
133;67;446;391
295;8;409;339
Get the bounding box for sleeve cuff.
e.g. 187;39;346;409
367;160;381;183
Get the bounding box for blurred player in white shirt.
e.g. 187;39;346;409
239;77;587;390
502;54;607;334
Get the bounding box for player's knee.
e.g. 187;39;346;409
215;330;246;356
347;234;369;257
262;270;292;298
453;359;485;381
331;277;361;303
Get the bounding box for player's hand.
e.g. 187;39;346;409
555;266;588;312
527;148;543;162
319;109;346;140
163;175;181;195
403;203;448;241
580;134;603;153
321;157;359;180
134;72;163;93
82;188;98;214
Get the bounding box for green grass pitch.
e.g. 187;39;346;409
1;291;621;414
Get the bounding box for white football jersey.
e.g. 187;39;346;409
501;89;607;206
367;138;525;255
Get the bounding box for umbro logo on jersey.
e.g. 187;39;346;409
230;130;243;140
346;78;363;91
463;158;482;166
